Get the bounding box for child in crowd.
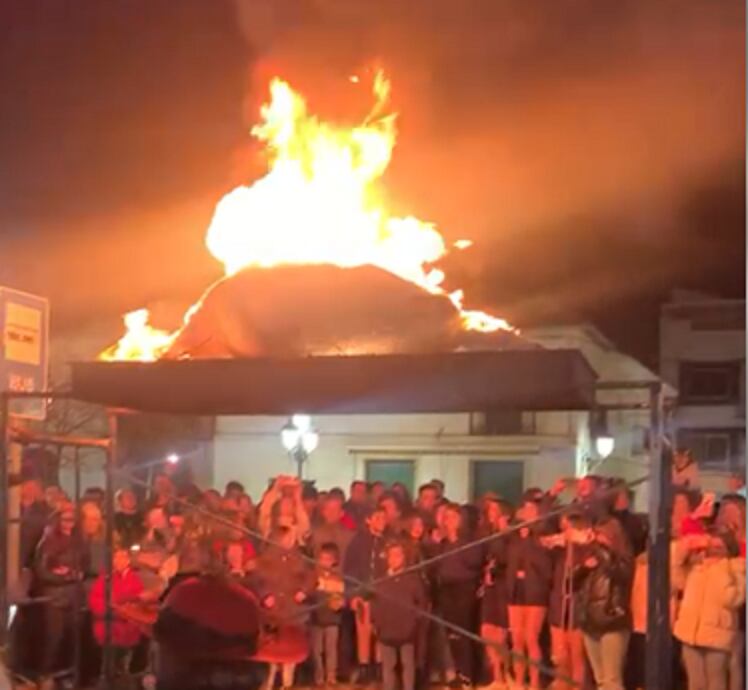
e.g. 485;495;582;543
88;548;145;676
310;543;345;686
372;542;427;690
344;507;389;684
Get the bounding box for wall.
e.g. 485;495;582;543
212;325;664;509
213;413;578;503
659;294;746;484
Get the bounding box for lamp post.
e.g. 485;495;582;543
595;434;615;459
280;414;319;479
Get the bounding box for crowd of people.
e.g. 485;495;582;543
11;454;747;690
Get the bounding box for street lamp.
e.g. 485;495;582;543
281;414;319;478
595;435;615;460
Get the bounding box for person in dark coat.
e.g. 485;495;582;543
505;497;553;690
610;483;646;557
113;488;144;549
479;499;512;688
310;543;345;686
344;481;371;530
573;518;634;690
371;542;427;690
33;505;86;690
343;507;389;684
432;503;483;687
20;478;52;569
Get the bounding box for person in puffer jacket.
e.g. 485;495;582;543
673;530;746;690
371;542;427;690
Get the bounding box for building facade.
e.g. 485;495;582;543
660;290;746;490
213;324;665;508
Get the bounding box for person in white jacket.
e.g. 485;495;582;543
673;531;746;690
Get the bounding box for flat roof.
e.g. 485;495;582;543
69;350;597;416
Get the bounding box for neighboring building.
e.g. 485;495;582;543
213;324;668;508
660;290;746;491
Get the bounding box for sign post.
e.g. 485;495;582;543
0;287;49;420
0;287;49;644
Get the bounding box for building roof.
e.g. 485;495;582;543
69;349;597;416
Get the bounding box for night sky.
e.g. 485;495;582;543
1;0;744;367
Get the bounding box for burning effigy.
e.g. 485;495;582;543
101;71;518;362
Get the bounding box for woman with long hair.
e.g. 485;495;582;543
33;504;85;690
505;497;552;690
479;498;512;689
433;503;484;688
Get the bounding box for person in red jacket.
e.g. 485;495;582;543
88;547;145;676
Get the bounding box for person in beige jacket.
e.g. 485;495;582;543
673;532;746;690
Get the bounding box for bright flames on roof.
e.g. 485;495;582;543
100;71;514;362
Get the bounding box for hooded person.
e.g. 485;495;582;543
153;574;265;690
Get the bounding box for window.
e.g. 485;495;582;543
679;362;741;404
470;460;524;503
677;429;745;472
690;304;745;331
365;459;415;494
470;411;535;435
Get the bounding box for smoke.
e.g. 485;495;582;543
230;0;744;324
0;0;742;356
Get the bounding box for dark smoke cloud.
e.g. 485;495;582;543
0;0;742;363
232;0;744;362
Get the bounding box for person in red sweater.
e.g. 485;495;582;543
88;547;145;675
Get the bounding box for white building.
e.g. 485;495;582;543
212;324;667;508
660;290;746;490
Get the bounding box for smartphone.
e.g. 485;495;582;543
692;492;716;519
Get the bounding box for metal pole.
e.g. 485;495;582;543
295;448;305;479
6;443;21;611
645;383;672;690
100;412;117;687
72;446;81;690
0;393;8;649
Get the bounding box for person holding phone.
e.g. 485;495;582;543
545;513;592;690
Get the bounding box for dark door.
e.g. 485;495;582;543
471;460;524;503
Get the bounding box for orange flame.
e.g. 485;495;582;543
100;309;175;362
101;71;514;361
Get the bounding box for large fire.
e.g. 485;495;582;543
100;71;513;362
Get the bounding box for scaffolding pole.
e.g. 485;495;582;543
99;410;118;687
0;393;8;651
645;382;673;690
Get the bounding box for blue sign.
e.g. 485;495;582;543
0;287;49;419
